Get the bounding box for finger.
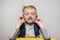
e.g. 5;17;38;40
20;17;23;19
18;17;20;21
37;18;42;22
37;19;40;21
40;18;42;22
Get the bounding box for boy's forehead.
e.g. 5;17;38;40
24;8;36;12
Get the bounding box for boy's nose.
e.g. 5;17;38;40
28;13;32;17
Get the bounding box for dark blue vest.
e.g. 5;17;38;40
18;23;40;37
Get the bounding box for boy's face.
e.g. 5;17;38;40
23;8;37;24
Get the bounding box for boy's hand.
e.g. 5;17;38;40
16;17;25;29
35;17;43;28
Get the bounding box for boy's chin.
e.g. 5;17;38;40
26;22;34;25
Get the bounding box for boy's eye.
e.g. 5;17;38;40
32;13;35;15
25;13;29;15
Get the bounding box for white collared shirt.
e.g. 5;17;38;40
25;23;35;37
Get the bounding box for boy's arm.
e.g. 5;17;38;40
39;28;51;40
9;28;20;40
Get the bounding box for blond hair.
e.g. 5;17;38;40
22;5;37;12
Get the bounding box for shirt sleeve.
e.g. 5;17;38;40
9;28;20;40
39;28;51;39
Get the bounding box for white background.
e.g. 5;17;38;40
0;0;60;40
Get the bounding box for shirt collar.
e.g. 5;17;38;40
25;23;34;29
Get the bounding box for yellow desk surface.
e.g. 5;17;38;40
16;38;56;40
